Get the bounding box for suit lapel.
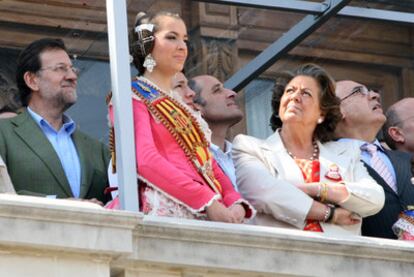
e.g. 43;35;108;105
318;141;350;183
318;142;334;183
385;150;411;198
259;133;355;185
261;132;304;185
72;131;91;198
363;161;396;195
12;110;73;197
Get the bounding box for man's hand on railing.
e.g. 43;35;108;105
331;207;361;226
67;197;104;207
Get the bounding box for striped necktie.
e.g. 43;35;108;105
361;143;397;193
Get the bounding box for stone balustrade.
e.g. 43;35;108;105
0;194;413;277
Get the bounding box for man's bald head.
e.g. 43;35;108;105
383;97;414;153
387;98;414;118
335;80;360;99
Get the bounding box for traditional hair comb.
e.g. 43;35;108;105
134;23;155;56
135;23;154;33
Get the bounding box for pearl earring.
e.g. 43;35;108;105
317;118;324;124
143;54;156;72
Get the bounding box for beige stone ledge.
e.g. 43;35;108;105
0;194;139;254
115;216;414;277
0;194;414;276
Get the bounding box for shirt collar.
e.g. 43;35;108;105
338;138;384;151
27;106;76;134
210;140;232;155
223;140;232;155
372;139;385;152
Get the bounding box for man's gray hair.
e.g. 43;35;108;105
188;78;206;106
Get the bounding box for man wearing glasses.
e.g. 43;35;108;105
0;38;111;205
383;98;414;155
334;80;414;239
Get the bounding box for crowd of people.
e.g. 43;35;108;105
0;10;413;240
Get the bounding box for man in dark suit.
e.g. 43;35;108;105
0;38;111;204
334;80;414;239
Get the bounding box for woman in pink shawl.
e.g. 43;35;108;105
106;11;254;223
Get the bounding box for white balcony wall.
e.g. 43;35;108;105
0;194;413;277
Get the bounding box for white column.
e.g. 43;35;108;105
105;0;139;211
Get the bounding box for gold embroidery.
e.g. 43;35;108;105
133;78;222;194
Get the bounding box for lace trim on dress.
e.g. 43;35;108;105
230;199;257;221
138;174;222;216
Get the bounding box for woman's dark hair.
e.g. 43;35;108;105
270;63;341;143
130;11;182;75
16;38;66;107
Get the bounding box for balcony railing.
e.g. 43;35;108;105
0;194;413;277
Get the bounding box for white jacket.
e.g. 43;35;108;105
233;131;385;236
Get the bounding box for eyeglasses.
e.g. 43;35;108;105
340;86;378;102
39;64;80;76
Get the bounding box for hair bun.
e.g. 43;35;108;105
135;12;148;26
130;12;156;74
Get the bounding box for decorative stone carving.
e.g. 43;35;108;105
185;2;239;81
186;37;237;82
205;39;236;81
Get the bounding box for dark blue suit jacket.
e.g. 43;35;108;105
362;150;414;239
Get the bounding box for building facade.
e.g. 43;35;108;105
0;0;413;140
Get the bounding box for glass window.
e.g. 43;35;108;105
68;59;112;142
244;79;274;139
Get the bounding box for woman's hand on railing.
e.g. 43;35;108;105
206;200;243;223
229;203;246;223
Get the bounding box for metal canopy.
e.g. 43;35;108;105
218;0;352;91
340;6;414;24
200;0;414;24
200;0;325;14
198;0;414;91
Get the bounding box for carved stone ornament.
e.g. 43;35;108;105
205;39;235;81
